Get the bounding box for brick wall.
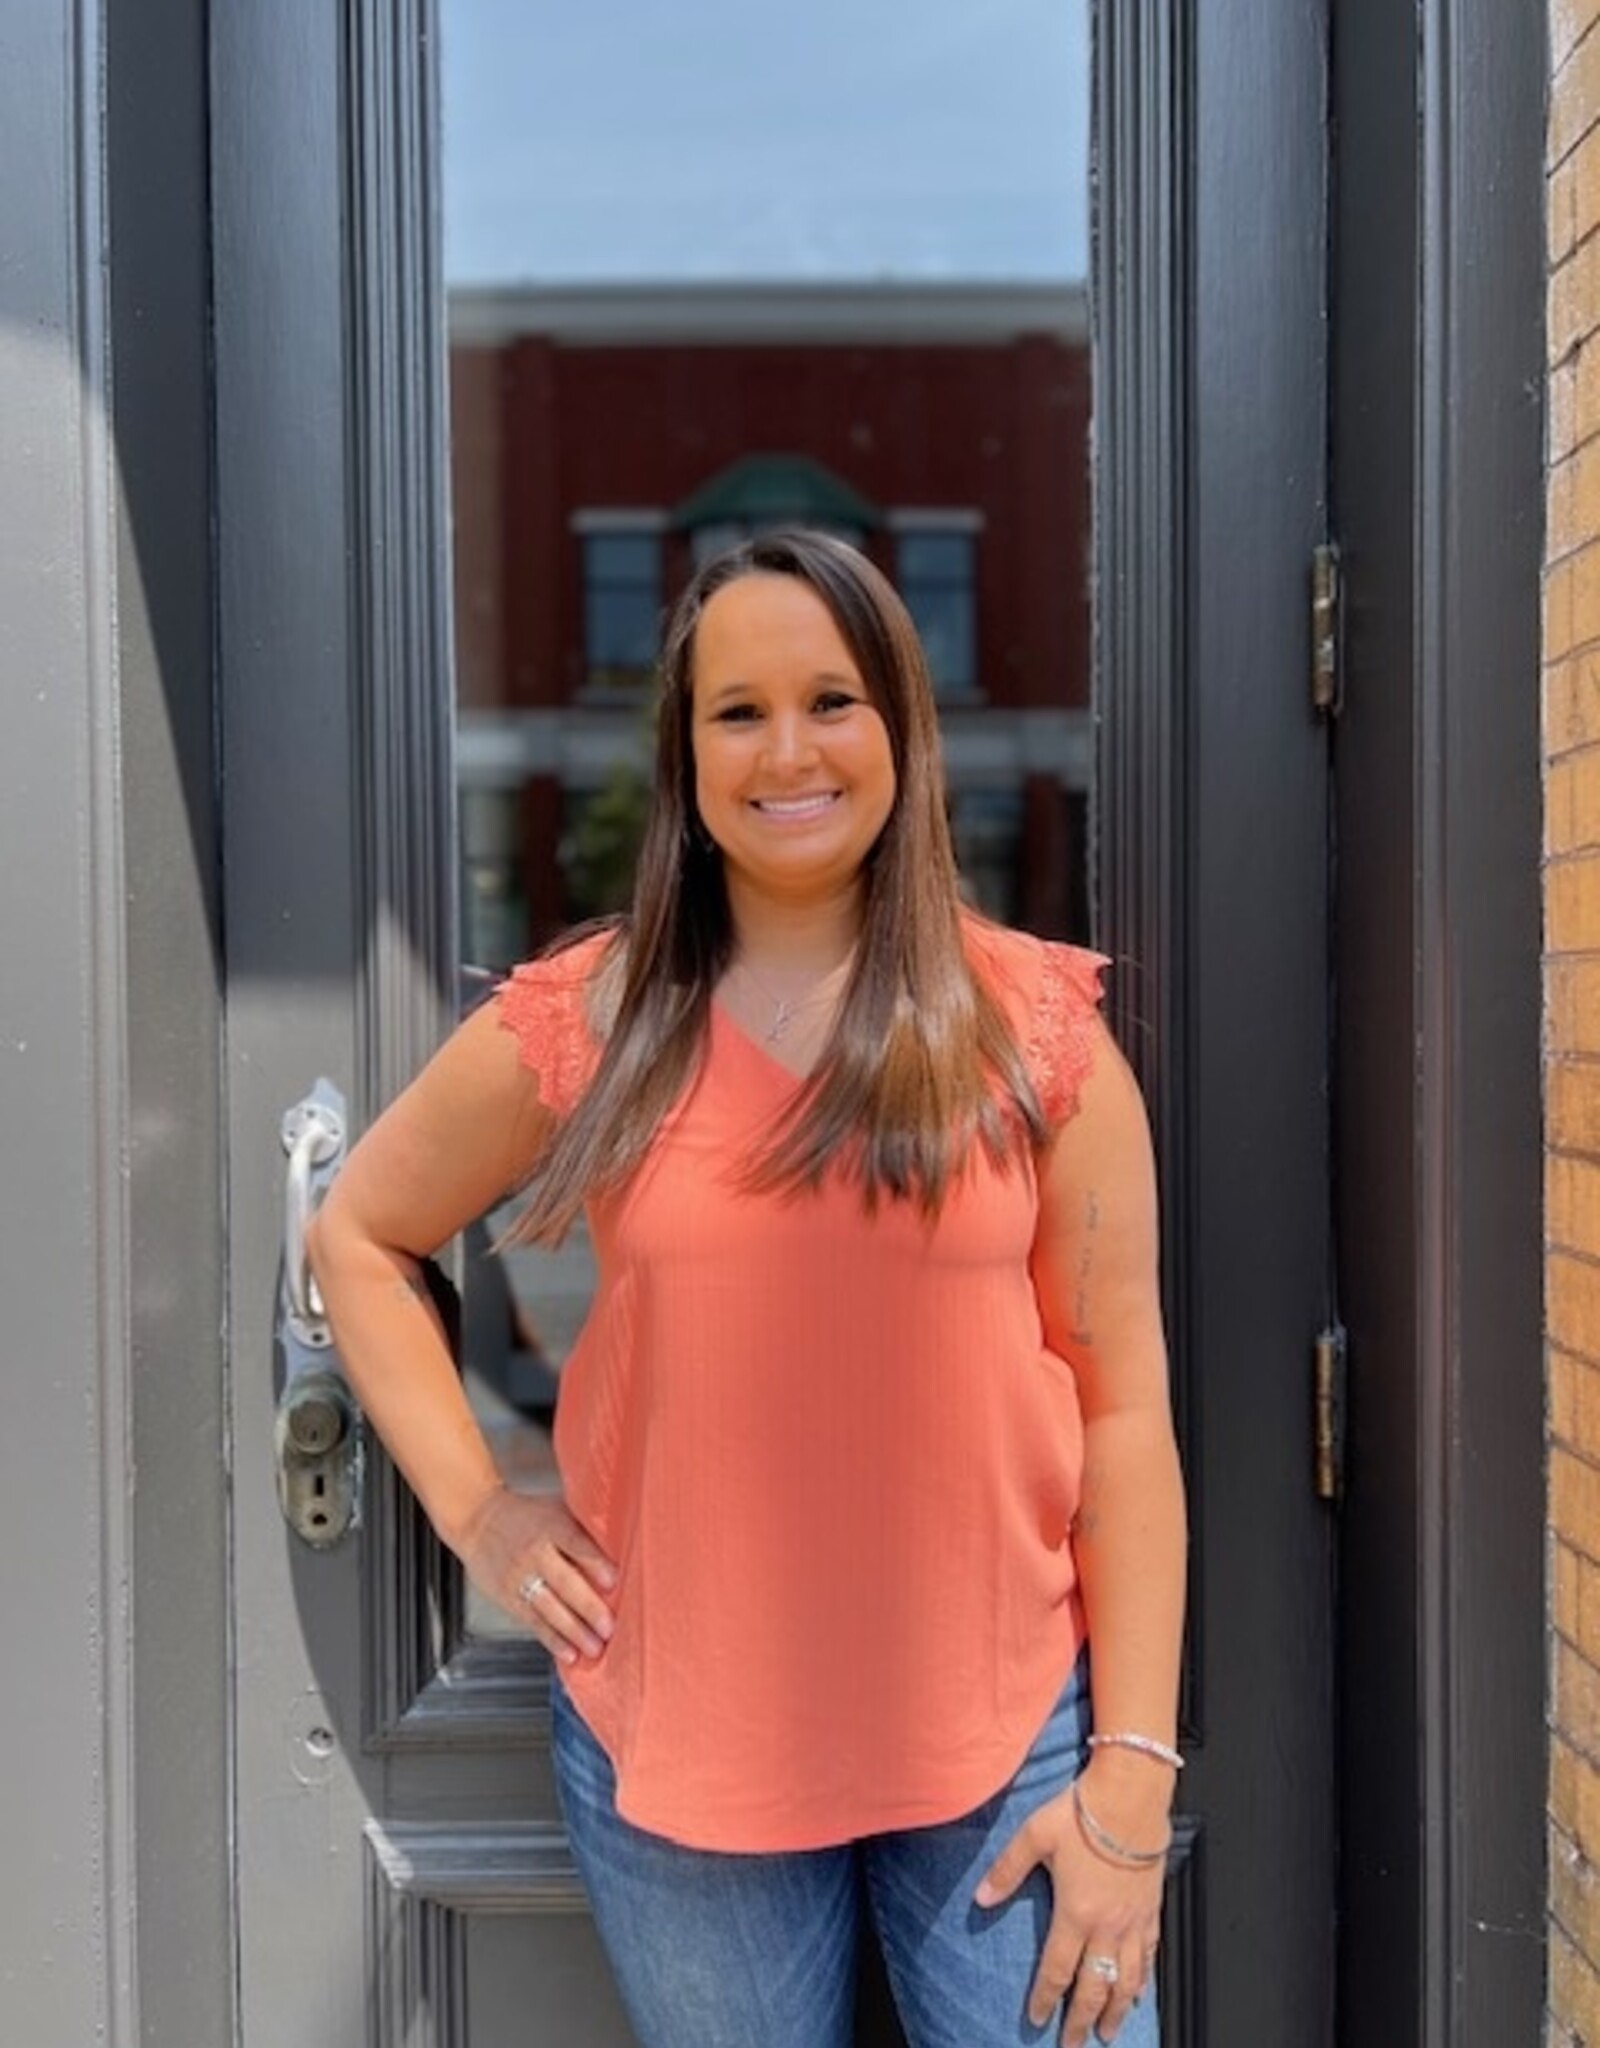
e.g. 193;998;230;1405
1548;2;1600;2037
451;332;1090;716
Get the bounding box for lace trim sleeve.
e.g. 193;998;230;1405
493;940;606;1120
1028;943;1110;1127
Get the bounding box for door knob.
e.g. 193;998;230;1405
275;1368;361;1547
282;1375;353;1458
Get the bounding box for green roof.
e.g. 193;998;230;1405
672;453;882;533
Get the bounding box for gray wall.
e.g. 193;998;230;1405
1;1;131;2035
0;1;230;2042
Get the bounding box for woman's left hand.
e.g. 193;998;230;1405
975;1760;1167;2045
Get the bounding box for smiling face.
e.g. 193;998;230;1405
690;571;898;917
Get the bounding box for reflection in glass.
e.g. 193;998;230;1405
460;1213;594;1641
896;528;979;698
581;530;664;695
440;2;1093;1635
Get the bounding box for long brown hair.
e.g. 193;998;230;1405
511;528;1044;1242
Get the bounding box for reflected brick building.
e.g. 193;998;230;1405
447;282;1091;963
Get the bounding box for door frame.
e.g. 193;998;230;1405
3;0;236;2041
1098;0;1548;2039
1097;2;1340;2039
102;2;235;2040
1330;0;1546;2040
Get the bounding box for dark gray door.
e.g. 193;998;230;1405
212;3;1338;2044
1097;4;1339;2042
1329;0;1546;2039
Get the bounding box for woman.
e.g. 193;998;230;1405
307;529;1185;2048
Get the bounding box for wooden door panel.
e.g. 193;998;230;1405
368;1831;636;2048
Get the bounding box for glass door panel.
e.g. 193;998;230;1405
440;9;1096;1625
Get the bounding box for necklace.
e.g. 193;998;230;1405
731;956;852;1043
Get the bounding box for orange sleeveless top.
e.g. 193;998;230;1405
496;919;1106;1851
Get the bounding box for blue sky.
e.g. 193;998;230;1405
440;0;1089;285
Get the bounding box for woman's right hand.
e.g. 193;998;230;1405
454;1484;619;1664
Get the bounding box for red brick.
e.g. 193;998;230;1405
1553;1449;1600;1568
1555;1353;1600;1465
1574;335;1600;454
1554;357;1580;466
1549;439;1600;559
1550;854;1600;953
1556;1529;1600;1667
1553;26;1600;171
1553;1817;1600;1963
1552;558;1578;665
1548;652;1600;757
1555;0;1600;76
1550;1061;1600;1153
1553;127;1600;282
1550;1918;1600;2041
1552;1250;1600;1362
1549;751;1600;857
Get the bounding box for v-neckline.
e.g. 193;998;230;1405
710;997;821;1087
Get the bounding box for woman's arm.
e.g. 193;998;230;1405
978;1014;1186;2045
1033;1014;1186;1773
304;1000;617;1661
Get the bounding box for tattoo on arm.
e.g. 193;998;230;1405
1073;1463;1103;1545
1069;1190;1101;1348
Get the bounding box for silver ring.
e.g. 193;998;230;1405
1085;1955;1120;1986
518;1574;548;1604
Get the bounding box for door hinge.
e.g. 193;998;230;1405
1314;1324;1347;1502
1311;541;1343;716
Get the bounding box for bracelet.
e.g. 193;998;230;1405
1087;1731;1184;1771
1071;1780;1171;1869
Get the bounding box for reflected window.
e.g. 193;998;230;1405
894;520;979;698
459;786;527;973
559;772;651;923
677;453;876;566
950;787;1022;925
580;521;663;693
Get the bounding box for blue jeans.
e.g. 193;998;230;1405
550;1659;1161;2048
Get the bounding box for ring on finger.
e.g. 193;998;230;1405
518;1573;548;1604
1084;1954;1120;1987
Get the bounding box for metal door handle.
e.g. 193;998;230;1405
282;1092;345;1335
276;1082;362;1547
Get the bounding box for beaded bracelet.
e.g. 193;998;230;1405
1071;1781;1172;1870
1087;1731;1184;1771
